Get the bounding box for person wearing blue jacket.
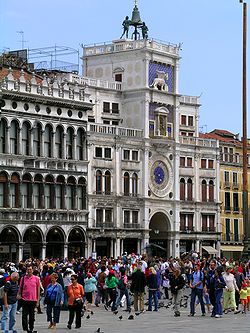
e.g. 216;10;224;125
44;273;64;329
146;267;158;311
84;273;97;312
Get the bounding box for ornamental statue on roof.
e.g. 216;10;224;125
120;0;149;40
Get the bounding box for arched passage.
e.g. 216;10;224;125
46;227;64;258
149;212;171;257
0;226;19;262
23;227;43;260
68;228;86;258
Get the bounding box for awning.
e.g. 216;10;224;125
220;245;244;252
202;246;218;254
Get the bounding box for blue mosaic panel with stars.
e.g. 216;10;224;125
148;61;174;92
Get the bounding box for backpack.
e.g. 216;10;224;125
0;281;10;299
117;276;126;290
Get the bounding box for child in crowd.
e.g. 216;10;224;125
239;283;248;314
247;280;250;311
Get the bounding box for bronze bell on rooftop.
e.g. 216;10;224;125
131;4;142;24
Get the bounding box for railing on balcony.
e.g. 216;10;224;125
221;233;244;243
180;226;195;232
179;136;218;148
95;222;114;228
224;181;231;189
88;123;143;138
0;208;88;224
224;206;231;213
123;223;141;229
202;227;216;232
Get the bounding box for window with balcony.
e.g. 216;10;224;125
201;180;207;202
33;123;42;157
233;193;239;212
233;172;238;188
123;150;130;160
180;178;185;200
201;159;206;169
187;157;192;167
112;103;119;114
180;214;185;231
96;170;102;194
44;124;53;158
225;192;231;212
55;126;63;159
103;102;110;113
10;173;20;208
0;118;7;154
124;172;130;196
180;213;194;231
96;209;103;225
115;73;122;82
188;116;194;126
208;180;214;202
202;215;208;231
225;218;231;241
132;150;139;161
234;219;239;241
132;173;138;196
124;210;130;224
105;209;112;223
187;178;193;201
78;177;87;210
208;160;214;169
181;115;186;125
104;171;111;195
10;120;19;155
66;127;74;159
180;157;185;167
224;171;230;188
132;211;138;224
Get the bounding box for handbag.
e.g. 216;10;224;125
71;285;83;307
44;285;57;305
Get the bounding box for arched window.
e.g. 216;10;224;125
22;122;31;156
132;173;138;196
66;127;74;159
76;128;86;161
180;178;185;200
33;123;42;157
78;177;87;210
34;174;43;209
187;178;193;201
96;170;102;194
201;180;207;202
66;177;76;210
56;176;65;209
124;172;130;196
104;171;111;195
44;124;53;158
0;172;9;207
44;175;55;209
10;173;20;208
0;118;7;153
55;126;63;159
22;174;32;208
208;180;214;202
10;120;19;154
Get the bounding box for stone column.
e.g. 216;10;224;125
137;239;141;255
116;238;121;257
51;132;55;158
42;243;46;260
72;134;77;160
92;239;96;253
195;239;200;253
120;239;124;255
62;133;66;159
64;243;68;259
5;126;10;154
110;239;114;258
169;239;173;258
18;242;24;262
30;128;34;156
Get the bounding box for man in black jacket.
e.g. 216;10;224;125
130;263;146;313
169;268;185;316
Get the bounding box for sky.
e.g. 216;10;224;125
1;0;249;135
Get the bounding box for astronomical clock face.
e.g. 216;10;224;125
149;158;172;197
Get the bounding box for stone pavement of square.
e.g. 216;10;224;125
12;304;250;333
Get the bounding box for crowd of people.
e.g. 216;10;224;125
0;252;250;332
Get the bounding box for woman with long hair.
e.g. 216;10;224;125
146;267;158;311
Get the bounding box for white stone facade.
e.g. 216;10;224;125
0;38;221;260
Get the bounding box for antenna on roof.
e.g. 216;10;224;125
17;31;28;49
